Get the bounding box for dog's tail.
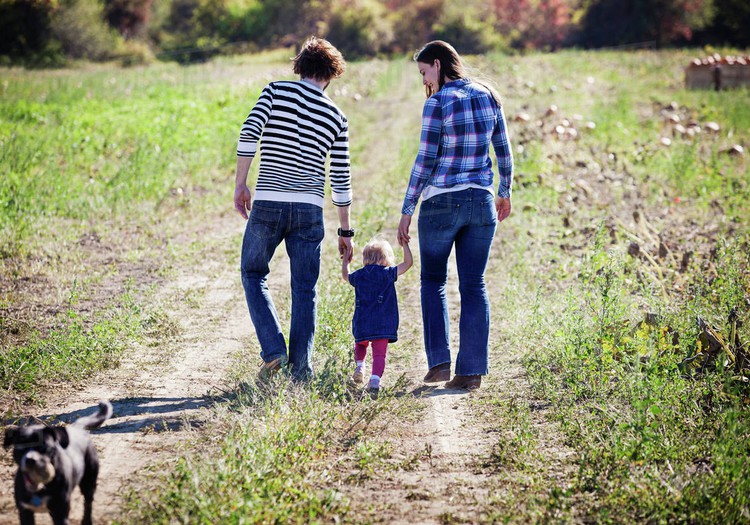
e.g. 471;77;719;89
72;400;113;430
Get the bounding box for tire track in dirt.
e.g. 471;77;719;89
337;62;502;524
338;58;579;523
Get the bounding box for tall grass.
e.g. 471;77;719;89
493;49;750;522
0;54;290;407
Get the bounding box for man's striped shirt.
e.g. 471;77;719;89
237;80;352;208
402;78;513;216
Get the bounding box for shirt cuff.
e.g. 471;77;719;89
237;139;257;157
332;189;352;207
401;200;416;216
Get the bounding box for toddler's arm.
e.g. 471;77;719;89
341;255;351;283
397;241;413;276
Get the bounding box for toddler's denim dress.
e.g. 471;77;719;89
348;265;399;343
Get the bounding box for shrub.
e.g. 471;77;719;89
326;0;393;59
50;0;119;60
0;0;58;63
432;6;500;54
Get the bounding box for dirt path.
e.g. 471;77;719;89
0;213;250;524
332;64;519;523
2;60;575;524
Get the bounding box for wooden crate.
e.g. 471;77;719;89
685;55;750;90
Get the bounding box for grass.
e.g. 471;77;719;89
118;246;421;524
489;49;750;522
2;47;749;523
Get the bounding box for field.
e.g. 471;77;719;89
1;48;749;523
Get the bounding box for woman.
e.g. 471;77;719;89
398;40;513;391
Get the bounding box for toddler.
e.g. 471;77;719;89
342;236;412;392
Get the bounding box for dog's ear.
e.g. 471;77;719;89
43;427;70;449
3;426;19;449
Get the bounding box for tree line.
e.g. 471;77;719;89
1;0;748;67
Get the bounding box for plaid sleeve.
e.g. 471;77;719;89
401;97;442;216
237;83;274;158
492;104;514;198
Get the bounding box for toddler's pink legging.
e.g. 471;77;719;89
354;339;388;378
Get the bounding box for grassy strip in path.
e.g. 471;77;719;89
118;260;422;524
117;58;425;523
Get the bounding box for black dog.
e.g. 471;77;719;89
4;400;113;525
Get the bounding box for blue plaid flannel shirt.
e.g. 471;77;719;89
402;78;514;216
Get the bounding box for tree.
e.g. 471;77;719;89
104;0;154;39
490;0;575;50
0;0;58;59
577;0;715;48
708;0;750;46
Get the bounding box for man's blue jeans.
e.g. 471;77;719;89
240;200;324;380
417;188;497;376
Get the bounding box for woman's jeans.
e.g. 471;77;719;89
417;188;497;376
240;201;324;380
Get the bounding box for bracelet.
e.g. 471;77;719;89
337;227;355;238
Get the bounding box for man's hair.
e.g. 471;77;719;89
292;37;346;81
362;238;396;266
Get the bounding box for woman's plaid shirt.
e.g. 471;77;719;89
401;78;514;216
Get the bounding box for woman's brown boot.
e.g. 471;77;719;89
423;362;451;383
444;374;481;390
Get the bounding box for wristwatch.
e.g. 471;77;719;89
337;227;355;238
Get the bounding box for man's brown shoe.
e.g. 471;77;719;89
444;374;481;391
423;362;451;383
256;356;286;384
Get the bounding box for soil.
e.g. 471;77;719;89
0;212;249;524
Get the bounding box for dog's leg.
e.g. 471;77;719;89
48;498;71;525
80;447;100;525
18;507;35;525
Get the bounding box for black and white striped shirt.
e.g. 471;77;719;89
237;80;352;208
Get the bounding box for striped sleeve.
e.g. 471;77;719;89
492;104;514;198
237;83;274;158
330;116;352;207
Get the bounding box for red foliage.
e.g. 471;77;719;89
490;0;573;49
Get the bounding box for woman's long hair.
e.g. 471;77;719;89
414;40;502;106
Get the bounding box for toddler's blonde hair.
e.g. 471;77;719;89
362;237;396;266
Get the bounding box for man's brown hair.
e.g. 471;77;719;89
292;37;346;82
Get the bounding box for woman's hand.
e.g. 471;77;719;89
495;197;511;222
398;214;412;246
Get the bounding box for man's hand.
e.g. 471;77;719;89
339;236;353;262
234;185;252;220
495;197;511;222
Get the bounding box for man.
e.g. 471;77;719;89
234;37;354;381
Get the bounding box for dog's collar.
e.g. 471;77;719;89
20;494;49;513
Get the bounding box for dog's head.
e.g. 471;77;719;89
4;425;70;490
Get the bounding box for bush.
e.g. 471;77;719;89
117;38;156;66
50;0;119;60
0;0;57;63
326;0;393;59
432;7;500;54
